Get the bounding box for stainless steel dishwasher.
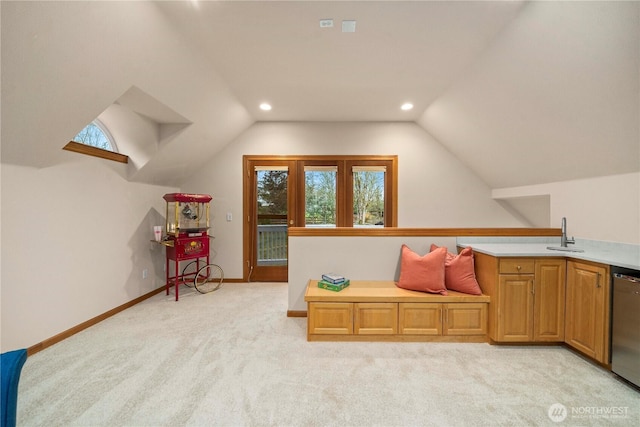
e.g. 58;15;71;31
611;267;640;388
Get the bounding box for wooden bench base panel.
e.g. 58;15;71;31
308;334;488;343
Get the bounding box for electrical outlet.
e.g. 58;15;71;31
142;269;148;279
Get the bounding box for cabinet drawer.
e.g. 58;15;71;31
398;303;442;335
444;303;487;336
499;259;535;274
354;303;398;335
308;302;353;335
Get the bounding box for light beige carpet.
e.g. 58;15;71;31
17;283;639;426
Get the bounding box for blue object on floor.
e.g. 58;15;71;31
1;349;27;427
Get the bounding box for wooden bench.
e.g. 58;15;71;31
304;280;490;342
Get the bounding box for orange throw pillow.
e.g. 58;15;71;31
430;244;482;295
397;245;447;295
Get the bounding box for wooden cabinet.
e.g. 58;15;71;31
308;302;353;335
310;300;486;339
305;281;489;342
397;303;487;336
534;259;566;341
497;272;534;341
565;260;610;364
474;254;566;343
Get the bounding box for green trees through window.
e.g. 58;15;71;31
257;170;288;222
305;168;337;226
245;155;396;230
304;167;384;227
353;169;385;226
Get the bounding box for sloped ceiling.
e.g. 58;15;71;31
1;1;638;188
0;0;254;186
418;0;640;188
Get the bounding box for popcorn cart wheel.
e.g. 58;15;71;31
181;259;203;288
174;256;225;294
194;263;224;294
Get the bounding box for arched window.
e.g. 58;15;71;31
63;120;128;164
73;120;117;152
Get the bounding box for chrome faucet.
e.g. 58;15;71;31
560;217;575;247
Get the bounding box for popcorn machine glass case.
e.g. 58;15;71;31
163;193;212;236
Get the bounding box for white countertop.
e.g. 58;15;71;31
458;242;640;271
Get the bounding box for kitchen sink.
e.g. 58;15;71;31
546;246;585;253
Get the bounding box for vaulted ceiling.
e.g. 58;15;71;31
155;0;525;122
1;1;638;188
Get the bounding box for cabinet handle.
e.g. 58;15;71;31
531;280;535;295
596;272;601;288
517;265;521;271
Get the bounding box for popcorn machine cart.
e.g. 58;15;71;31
161;193;223;300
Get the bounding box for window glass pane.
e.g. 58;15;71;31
305;166;336;227
256;169;288;266
74;122;115;151
353;169;385;227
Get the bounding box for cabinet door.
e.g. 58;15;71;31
497;274;534;341
444;303;487;336
308;302;353;335
398;303;442;335
354;303;398;335
534;259;566;342
565;261;610;362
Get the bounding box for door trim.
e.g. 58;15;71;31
243;157;297;282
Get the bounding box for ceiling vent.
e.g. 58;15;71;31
342;20;356;33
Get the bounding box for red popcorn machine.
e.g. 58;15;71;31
160;193;223;300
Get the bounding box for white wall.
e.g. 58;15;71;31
289;236;459;311
0;159;177;352
180;122;525;279
493;173;640;244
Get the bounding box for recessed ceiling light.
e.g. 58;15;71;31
259;103;272;111
401;103;414;111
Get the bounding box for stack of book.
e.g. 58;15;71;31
318;273;350;291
